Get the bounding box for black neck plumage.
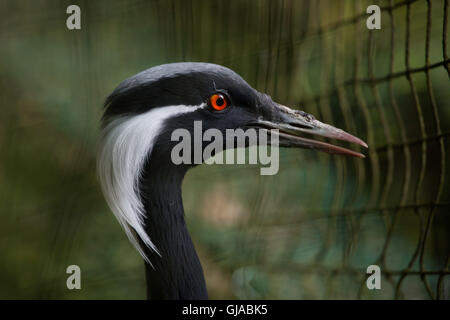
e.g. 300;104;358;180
140;160;207;300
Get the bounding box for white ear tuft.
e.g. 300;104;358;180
97;104;205;263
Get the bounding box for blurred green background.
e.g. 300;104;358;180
0;0;449;299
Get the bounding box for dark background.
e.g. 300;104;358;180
0;0;449;299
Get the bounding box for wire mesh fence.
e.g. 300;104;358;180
290;0;450;300
0;0;448;299
173;0;450;299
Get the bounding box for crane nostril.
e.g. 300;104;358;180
294;110;315;121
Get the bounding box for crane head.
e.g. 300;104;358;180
98;62;367;260
102;62;367;166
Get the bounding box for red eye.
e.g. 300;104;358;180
209;93;228;111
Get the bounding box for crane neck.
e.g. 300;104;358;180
140;161;208;299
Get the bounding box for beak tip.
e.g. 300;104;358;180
348;151;366;159
351;136;368;149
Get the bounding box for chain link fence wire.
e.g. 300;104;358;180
159;0;450;299
295;0;450;300
279;0;450;300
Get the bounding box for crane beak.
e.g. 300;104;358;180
249;103;368;158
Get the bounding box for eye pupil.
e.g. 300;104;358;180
210;93;228;111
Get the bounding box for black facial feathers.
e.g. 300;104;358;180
103;62;260;121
